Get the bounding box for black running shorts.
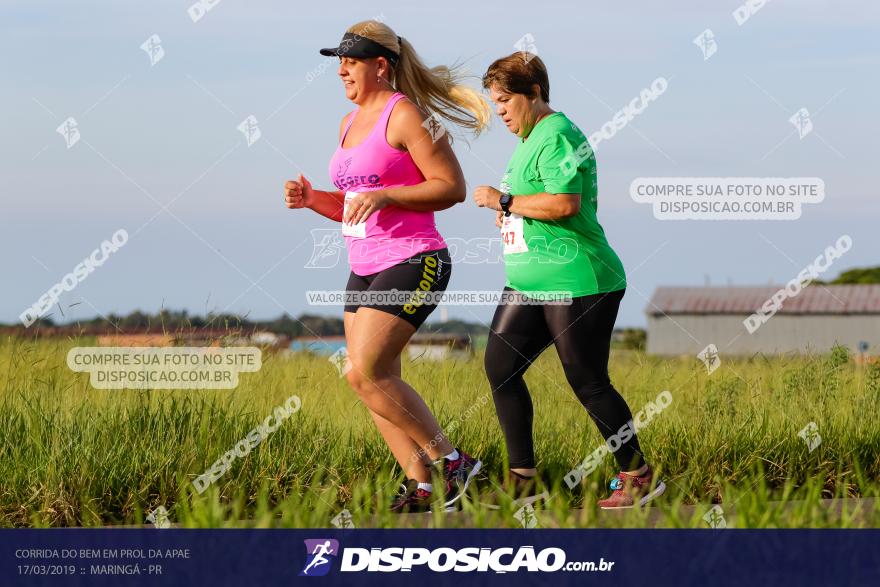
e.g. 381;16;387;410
344;248;451;329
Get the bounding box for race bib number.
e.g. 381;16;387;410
342;191;366;238
501;214;529;254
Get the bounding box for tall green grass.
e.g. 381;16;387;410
1;337;878;528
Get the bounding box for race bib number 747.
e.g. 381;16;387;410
501;213;529;254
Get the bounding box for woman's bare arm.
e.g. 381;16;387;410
284;113;354;221
473;185;580;221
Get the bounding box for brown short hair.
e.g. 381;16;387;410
482;52;550;103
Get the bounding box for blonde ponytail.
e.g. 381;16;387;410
346;21;490;135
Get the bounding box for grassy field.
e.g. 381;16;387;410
1;336;879;528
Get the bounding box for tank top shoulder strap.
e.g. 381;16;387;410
339;110;357;147
376;92;407;142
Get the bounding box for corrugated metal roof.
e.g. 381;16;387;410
647;285;880;315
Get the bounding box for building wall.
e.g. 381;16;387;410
647;314;880;355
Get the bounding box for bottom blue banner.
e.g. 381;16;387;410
2;529;878;586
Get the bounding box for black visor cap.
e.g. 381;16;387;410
319;32;400;66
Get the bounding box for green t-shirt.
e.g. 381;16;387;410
500;112;626;297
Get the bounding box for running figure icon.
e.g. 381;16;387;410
302;540;335;575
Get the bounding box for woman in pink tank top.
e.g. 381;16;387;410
284;20;490;513
330;91;446;275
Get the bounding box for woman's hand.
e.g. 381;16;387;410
284;175;314;209
473;185;502;211
343;190;390;225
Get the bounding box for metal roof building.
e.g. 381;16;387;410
645;285;880;356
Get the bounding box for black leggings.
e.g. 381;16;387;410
484;287;645;471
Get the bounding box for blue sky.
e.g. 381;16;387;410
2;0;878;328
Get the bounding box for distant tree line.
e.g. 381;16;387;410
420;319;489;336
2;310;495;338
820;266;880;285
1;310;347;338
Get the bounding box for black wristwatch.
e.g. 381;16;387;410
499;192;514;216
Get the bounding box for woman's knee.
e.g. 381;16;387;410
484;337;519;389
344;367;365;394
483;340;503;385
345;359;391;398
561;361;609;397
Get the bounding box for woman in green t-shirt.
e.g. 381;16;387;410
473;52;665;509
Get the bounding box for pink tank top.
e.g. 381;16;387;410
328;92;446;276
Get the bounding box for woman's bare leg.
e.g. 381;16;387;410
344;311;438;483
